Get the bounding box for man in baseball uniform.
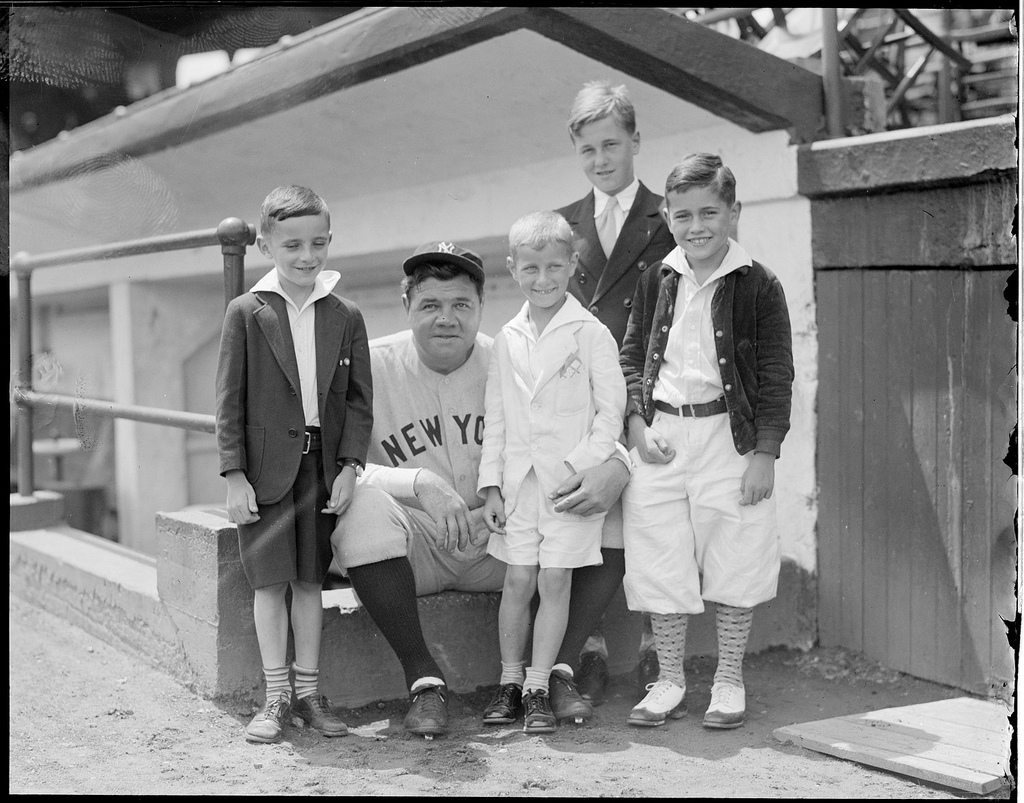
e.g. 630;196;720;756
330;240;628;737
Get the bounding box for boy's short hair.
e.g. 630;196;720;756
664;153;737;207
508;211;575;262
567;80;637;139
402;261;485;301
259;185;330;238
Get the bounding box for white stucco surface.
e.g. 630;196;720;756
11;25;818;564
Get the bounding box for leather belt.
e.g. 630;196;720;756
654;397;727;418
303;428;323;454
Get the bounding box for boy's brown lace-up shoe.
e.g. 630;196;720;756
549;668;593;723
483;683;523;725
245;696;290;744
522;689;558;734
575;652;609;705
292;694;349;737
403;684;449;738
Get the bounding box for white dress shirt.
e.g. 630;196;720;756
250;268;341;427
593;177;640;241
653;239;753;406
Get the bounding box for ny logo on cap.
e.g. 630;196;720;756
437;242;456;254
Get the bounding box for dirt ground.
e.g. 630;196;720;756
9;592;1015;798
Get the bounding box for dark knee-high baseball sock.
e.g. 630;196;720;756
555;547;626;666
344;557;445;690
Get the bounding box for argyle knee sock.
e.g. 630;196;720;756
649;613;688;688
292;662;319;700
500;661;526;687
714;605;753;688
264;665;291;702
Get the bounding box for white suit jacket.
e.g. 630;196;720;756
478;294;626;519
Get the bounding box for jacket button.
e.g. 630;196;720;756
716;330;724;337
589;305;599;314
288;428;298;437
661;325;668;332
719;357;726;364
623;298;632;308
638;261;647;271
578;274;587;283
653;353;659;361
724;384;732;391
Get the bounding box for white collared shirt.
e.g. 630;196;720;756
653;239;752;406
250;268;341;426
593;177;640;241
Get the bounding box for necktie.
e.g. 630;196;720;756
596;199;619;259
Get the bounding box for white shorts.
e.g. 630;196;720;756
621;410;780;614
487;469;604;569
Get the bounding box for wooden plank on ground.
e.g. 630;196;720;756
773;697;1011;795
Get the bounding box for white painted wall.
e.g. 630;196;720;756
11;109;817;569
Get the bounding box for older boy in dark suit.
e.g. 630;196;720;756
549;81;676;715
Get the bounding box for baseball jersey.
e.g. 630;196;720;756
360;329;493;510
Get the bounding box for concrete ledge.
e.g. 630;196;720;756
10;492;65;531
12;509;816;709
9;524;188;683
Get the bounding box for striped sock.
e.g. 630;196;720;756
264;665;291;702
500;661;526;687
714;605;753;688
649;613;688;687
292;663;319;700
523;667;550;694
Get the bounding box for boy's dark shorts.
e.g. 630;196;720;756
237;446;333;589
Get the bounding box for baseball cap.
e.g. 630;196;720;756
402;241;484;282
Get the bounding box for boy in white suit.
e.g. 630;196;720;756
479;211;627;732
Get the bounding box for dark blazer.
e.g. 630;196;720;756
216;289;373;505
620;259;794;457
557;181;676;348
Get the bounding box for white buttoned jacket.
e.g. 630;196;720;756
477;294;626;521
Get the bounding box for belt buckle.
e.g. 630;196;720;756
303;431;312;454
684;403;696;417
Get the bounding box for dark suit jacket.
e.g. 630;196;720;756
215;289;373;505
557;182;676;348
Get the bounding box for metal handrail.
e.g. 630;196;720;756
12;217;256;497
13;389;216;433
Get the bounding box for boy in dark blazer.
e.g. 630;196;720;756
549;81;676;716
216;185;373;744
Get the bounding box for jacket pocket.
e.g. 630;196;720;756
555;370;591;416
245;425;265;484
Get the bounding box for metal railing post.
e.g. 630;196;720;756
822;8;845;138
217;218;256;307
12;255;35;496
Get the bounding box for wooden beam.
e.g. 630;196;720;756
10;7;528;192
11;5;826;193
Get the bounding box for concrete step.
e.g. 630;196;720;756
10;501;815;709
